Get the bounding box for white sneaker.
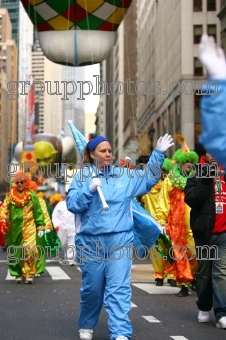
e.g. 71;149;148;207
115;337;129;340
216;316;226;329
59;258;67;265
25;277;34;284
79;329;93;340
198;310;210;322
35;273;41;277
15;276;22;283
68;260;77;266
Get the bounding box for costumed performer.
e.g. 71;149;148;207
49;193;63;218
52;192;76;266
0;172;45;283
155;137;198;296
143;158;176;286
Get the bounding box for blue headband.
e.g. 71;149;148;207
87;136;110;152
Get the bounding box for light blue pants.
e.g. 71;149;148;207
76;231;133;340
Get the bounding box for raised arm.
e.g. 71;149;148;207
198;34;226;167
131;134;174;197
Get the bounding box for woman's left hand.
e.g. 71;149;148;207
156;134;174;152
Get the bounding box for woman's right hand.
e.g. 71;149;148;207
89;178;102;192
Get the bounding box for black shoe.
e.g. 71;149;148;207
176;285;189;297
190;279;196;291
155;278;164;286
167;279;177;287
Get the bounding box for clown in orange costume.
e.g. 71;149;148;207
155;136;198;296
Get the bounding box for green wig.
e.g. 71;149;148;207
162;158;172;171
172;149;199;165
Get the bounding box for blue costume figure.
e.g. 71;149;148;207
66;133;174;340
198;34;226;169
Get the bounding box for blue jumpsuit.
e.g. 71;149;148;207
200;79;226;168
66;148;164;340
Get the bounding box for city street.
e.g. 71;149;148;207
0;248;223;340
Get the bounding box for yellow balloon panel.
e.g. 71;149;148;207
21;0;133;31
20;0;133;65
77;0;105;13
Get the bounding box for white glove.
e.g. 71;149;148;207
45;229;51;233
156;134;174;152
125;156;131;163
38;230;44;238
160;226;166;234
89;178;102;192
198;34;226;79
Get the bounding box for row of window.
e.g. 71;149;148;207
194;57;204;76
194;0;216;11
194;25;216;44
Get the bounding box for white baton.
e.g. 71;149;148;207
92;169;109;211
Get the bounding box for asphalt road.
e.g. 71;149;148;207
0;248;224;340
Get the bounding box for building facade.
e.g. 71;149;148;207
2;0;20;47
62;65;85;138
0;8;17;182
96;0;138;165
31;39;62;137
218;0;226;53
137;0;221;157
17;2;33;141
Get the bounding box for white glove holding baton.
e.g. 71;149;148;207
156;133;174;152
89;176;109;211
89;178;102;191
198;34;226;79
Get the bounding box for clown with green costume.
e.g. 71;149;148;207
0;172;45;283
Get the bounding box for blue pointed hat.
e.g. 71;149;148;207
67;120;87;157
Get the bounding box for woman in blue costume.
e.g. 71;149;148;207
67;134;174;340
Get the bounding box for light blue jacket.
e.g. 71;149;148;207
200;79;226;168
66;148;164;235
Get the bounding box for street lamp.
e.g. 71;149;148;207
148;124;155;153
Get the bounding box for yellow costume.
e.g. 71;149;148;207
155;175;197;285
143;180;165;279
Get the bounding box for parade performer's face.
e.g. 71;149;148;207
161;170;168;179
90;141;112;169
16;180;26;191
182;162;193;174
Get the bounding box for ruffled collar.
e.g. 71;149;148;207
168;167;188;190
9;188;31;207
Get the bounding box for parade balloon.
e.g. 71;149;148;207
20;0;133;66
12;134;77;177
